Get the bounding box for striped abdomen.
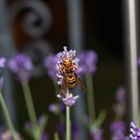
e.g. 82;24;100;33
66;73;77;88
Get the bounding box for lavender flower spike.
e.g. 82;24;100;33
57;93;79;107
48;103;65;114
110;121;126;134
78;50;97;74
8;53;33;81
56;46;79;85
0;57;6;89
56;46;81;107
0;130;22;140
91;128;103;140
44;55;58;80
130;122;140;140
41;132;49;140
115;87;126;103
0;58;6;68
110;121;127;140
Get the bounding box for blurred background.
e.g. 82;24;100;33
0;0;131;139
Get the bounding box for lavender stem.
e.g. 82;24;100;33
66;106;71;140
85;74;96;123
21;80;38;129
54;132;60;140
0;91;16;140
66;89;71;140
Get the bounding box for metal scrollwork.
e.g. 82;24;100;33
11;0;52;38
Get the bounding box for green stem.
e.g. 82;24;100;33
66;106;71;140
0;91;16;140
54;132;60;140
21;80;38;128
85;74;96;123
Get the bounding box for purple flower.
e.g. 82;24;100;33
110;121;128;140
78;50;97;74
0;58;6;68
0;58;6;90
48;103;65;114
112;133;128;140
91;128;103;140
110;121;126;134
56;46;79;85
115;87;126;103
0;129;22;140
8;53;33;81
41;132;49;140
137;57;140;66
57;93;79;107
44;55;58;80
113;87;127;117
130;122;140;140
72;122;79;140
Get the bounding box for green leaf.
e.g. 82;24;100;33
91;109;107;129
